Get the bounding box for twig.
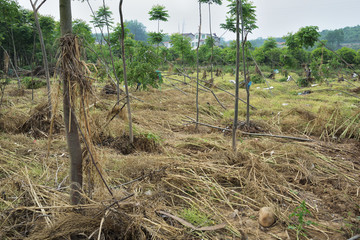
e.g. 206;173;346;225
198;82;227;110
239;132;313;142
198;78;257;110
101;193;135;212
184;116;313;142
97;209;110;240
166;79;188;95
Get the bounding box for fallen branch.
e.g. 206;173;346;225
165;79;188;95
164;76;227;109
198;82;227;110
184;116;313;142
157;210;227;231
198;78;257;110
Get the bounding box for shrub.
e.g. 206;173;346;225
22;77;46;89
251;75;264;84
279;77;288;82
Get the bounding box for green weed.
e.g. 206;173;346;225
179;207;213;227
288;201;315;240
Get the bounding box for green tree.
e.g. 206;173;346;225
170;33;193;63
125;20;148;41
73;19;95;44
220;0;257;35
109;23;131;56
337;47;357;65
325;29;344;49
90;5;114;30
148;32;165;46
284;26;320;50
115;42;161;90
263;37;277;51
148;4;169;33
170;33;193;82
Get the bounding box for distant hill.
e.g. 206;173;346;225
249;25;360;50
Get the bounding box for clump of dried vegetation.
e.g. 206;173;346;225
0;72;359;240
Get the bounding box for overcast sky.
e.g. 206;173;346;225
17;0;360;41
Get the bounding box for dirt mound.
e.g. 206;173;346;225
19;103;62;138
101;82;118;95
224;120;268;134
98;133;160;154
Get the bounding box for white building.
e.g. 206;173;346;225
189;33;221;49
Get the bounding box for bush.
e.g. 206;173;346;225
22;77;46;89
250;75;264;84
279;77;288;82
297;78;310;87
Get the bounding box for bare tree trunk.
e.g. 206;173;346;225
60;0;83;205
31;0;52;117
196;2;202;130
9;28;21;88
0;46;21;89
119;0;134;143
31;32;36;101
232;0;241;152
208;3;214;80
239;1;249;127
101;0;122;104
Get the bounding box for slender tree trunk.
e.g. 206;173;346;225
0;46;21;89
196;2;202;130
31;1;52;117
60;0;83;205
232;0;241;152
10;28;21;88
208;3;214;80
31;32;36;101
102;0;122;103
119;0;134;143
239;1;249;127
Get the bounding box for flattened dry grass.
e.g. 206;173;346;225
0;72;359;239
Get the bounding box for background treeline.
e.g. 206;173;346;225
0;0;359;90
249;25;360;50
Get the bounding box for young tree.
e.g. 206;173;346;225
148;4;169;47
221;0;257;150
148;4;169;33
119;0;133;143
30;0;52;117
196;1;202;130
199;0;222;80
59;0;83;205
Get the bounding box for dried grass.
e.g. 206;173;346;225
0;74;359;239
